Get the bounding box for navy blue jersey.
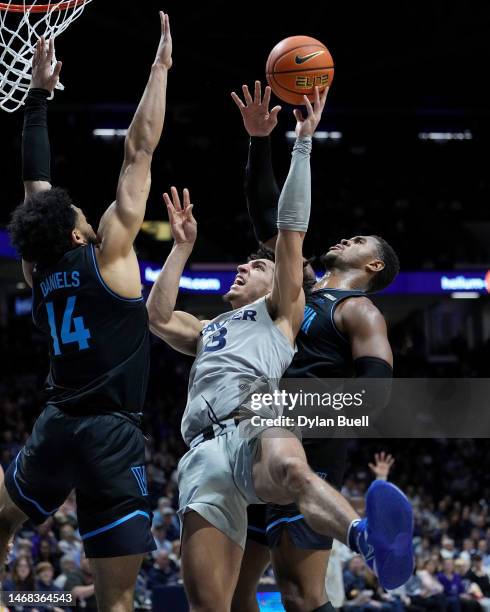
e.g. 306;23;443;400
286;288;366;379
31;244;149;414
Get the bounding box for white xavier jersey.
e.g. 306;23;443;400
181;296;296;446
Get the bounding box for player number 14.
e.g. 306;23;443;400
46;296;91;355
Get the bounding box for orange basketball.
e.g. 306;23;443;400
266;35;334;105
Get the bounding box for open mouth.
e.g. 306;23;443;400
231;275;246;288
329;244;344;252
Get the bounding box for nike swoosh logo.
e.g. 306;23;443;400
295;51;325;65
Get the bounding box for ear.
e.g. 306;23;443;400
366;259;385;274
71;228;86;246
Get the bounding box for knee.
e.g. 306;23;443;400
187;588;231;612
280;456;313;494
278;577;326;612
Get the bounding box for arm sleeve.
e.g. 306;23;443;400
353;356;393;411
277;136;312;232
22;88;51;182
244;136;280;243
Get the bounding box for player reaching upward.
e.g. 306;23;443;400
148;87;413;612
0;13;171;612
230;81;400;612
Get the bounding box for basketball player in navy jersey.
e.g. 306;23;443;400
231;82;400;612
0;14;171;611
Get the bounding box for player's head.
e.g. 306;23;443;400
8;187;97;266
320;235;399;292
224;245;275;308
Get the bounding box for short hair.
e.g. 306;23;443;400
8;187;77;266
368;236;400;293
248;243;316;294
247;244;275;264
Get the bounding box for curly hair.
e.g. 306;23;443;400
8;188;77;266
248;243;317;294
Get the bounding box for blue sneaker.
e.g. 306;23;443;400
351;480;414;590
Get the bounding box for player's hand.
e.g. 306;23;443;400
294;86;329;138
231;81;282;137
30;37;62;93
368;451;395;480
163;187;197;247
154;11;172;69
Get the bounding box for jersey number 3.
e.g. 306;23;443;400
46;296;91;356
204;328;228;352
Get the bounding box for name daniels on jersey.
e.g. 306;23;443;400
40;271;80;298
201;309;257;336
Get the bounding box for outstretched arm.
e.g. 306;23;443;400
232;81;281;247
97;11;172;264
268;88;328;344
147;188;203;356
21;37;62;285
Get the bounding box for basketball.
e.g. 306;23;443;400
266;35;334;105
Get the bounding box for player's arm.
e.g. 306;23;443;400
338;297;393;414
338;297;393;370
231;81;282;248
96;12;172;265
146;188;203;356
21;37;62;286
268;88;328;344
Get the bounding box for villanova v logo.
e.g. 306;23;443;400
131;466;148;496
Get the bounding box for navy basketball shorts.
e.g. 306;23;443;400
4;404;156;558
247;438;348;550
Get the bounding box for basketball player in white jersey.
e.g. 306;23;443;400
147;88;413;612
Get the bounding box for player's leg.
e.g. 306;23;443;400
253;429;357;542
252;428;413;590
271;530;330;612
0;480;27;565
267;440;347;612
90;554;144;612
75;413;156;612
2;405;76;565
231;539;270;612
182;510;244;612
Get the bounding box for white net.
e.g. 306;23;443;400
0;0;92;112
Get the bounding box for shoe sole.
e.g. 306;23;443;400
366;480;414;590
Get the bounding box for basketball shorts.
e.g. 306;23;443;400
177;427;263;549
4;404;156;558
247;438;348;550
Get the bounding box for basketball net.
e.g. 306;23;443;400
0;0;92;112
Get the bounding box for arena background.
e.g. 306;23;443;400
1;1;490;610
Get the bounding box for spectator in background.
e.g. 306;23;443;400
437;558;480;612
159;507;179;542
2;556;38;611
31;519;58;564
477;540;490;572
35;539;60;574
146;550;179;591
343;556;391;611
440;538;457;560
151;496;172;528
53;554;77;590
465;554;490;612
35;562;63;612
57;524;82;565
460;539;477;564
417;559;445;600
152;523;172;555
64;556;96;612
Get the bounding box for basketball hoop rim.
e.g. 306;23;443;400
0;0;87;13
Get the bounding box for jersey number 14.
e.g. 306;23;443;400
46;296;91;356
